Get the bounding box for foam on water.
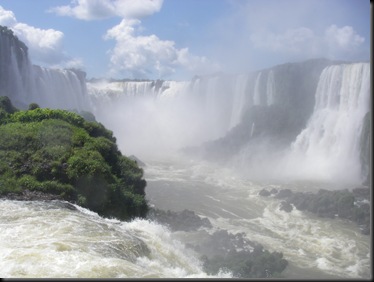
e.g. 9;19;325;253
144;158;371;279
0;199;232;278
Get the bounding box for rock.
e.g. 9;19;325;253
270;188;278;194
361;225;370;235
197;229;288;278
274;188;371;236
128;155;146;167
147;208;212;232
275;189;293;199
259;189;271;197
352;187;370;199
279;201;293;212
2;189;63;201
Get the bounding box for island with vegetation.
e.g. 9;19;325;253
0;96;148;220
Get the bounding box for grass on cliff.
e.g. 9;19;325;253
0;96;148;220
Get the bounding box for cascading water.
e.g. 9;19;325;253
1;26;370;278
266;70;275;106
87;60;370;187
229;74;249;129
253;72;262;106
0;26;89;111
0;200;231;278
286;63;370;184
87;75;246;156
0;27;31;106
31;66;89;111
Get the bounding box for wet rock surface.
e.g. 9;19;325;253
266;187;371;235
147;208;288;278
1;189;64;201
147;208;212;232
279;201;293;212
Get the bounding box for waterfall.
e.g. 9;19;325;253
0;27;32;106
0;26;90;111
229;74;249;129
266;70;275;106
31;66;89;111
154;81;191;99
117;81;154;97
289;62;370;183
253;72;262;106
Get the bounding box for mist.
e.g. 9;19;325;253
87;78;236;160
87;59;370;187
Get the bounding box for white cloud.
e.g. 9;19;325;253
104;19;219;78
0;6;17;26
325;25;365;51
12;23;65;63
48;0;219;78
0;5;82;69
49;0;163;20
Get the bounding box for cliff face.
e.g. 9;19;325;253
360;112;371;186
198;60;370;185
200;59;337;160
0;26;31;106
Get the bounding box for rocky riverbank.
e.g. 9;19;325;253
259;186;370;235
0;189;64;201
148;207;288;278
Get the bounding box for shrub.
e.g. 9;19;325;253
0;101;149;220
28;103;40;110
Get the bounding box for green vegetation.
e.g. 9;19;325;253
0;96;148;220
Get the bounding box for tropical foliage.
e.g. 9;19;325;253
0;96;148;220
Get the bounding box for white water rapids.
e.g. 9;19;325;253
144;156;371;279
1;28;370;278
0;198;230;278
0;156;370;278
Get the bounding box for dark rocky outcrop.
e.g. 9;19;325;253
279;201;293;212
147;208;212;232
259;189;271;197
270;188;370;235
147;207;288;278
3;189;64;202
274;188;292;199
197;230;288;278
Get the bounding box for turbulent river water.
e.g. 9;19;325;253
0;155;371;279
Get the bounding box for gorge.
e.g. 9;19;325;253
0;25;371;279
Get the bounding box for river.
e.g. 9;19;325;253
144;155;371;279
1;155;370;278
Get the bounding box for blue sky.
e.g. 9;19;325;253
0;0;370;80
